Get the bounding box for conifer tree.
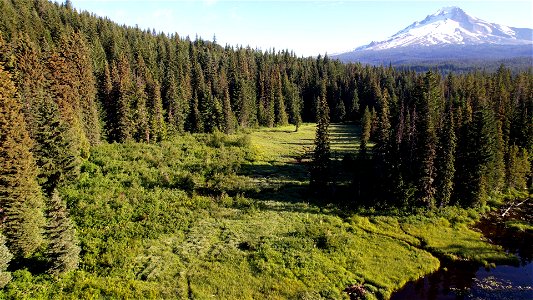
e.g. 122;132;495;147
350;87;360;121
148;79;166;142
282;73;301;131
11;34;46;137
311;84;331;191
100;61;114;139
375;89;391;158
0;64;45;257
0;232;12;288
112;56;134;142
360;106;372;156
435;105;456;207
459;101;496;207
505;145;530;191
131;55;149;142
69;32;101;145
273;71;288;126
491;121;506;192
164;72;185;133
414;73;438;208
46;33;92;158
188;91;203;133
334;99;346;123
33;96;80;196
222;86;236;134
46;190;80;277
373;88;393;202
132;73;149;142
234;77;255;128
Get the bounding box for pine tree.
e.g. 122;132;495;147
350;87;360;121
0;232;12;288
459;101;497;207
188;91;203;133
246;78;258;127
69;32;101;145
311;88;331;191
164;72;185;133
46;32;93;158
100;61;114;140
110;56;134;142
354;106;373;203
414;73;438;208
334;99;346;123
148;79;166;142
505;145;530;192
360;106;372;156
375;88;391;158
132;72;149;142
435;105;456;207
273;71;288;126
222;86;236;134
282;73;301;131
46;190;80;277
11;34;47;138
0;63;45;257
33;96;80;196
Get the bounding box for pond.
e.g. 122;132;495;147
391;199;533;300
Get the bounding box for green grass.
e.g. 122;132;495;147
505;220;533;232
1;125;514;299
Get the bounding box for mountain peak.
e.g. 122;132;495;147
433;6;465;17
423;6;471;24
355;7;533;51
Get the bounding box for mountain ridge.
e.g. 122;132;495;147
335;7;533;66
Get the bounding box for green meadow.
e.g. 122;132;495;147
2;124;514;299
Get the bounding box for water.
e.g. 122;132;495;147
391;199;533;300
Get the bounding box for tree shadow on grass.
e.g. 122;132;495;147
239;162;309;182
236;159;359;217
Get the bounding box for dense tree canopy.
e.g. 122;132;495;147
0;0;531;286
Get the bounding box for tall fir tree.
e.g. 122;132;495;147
111;55;134;142
282;73;301;131
311;81;331;191
131;55;149;142
458;101;497;207
0;63;45;257
360;106;372;157
46;190;80;276
148;79;167;142
414;73;438;208
11;34;46;138
350;87;360;121
505;145;530;192
222;86;236;134
68;32;101;145
435;105;456;207
33;96;80;196
273;70;288;126
373;88;393;202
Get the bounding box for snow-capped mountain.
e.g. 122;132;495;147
359;7;532;51
334;7;533;68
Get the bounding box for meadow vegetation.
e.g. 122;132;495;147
1;124;515;299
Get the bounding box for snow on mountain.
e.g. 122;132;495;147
357;7;533;51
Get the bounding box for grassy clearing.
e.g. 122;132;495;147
1;124;514;299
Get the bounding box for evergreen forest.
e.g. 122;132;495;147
0;0;531;299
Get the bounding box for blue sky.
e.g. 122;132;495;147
71;0;533;57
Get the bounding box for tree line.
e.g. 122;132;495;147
312;68;532;209
0;0;531;286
